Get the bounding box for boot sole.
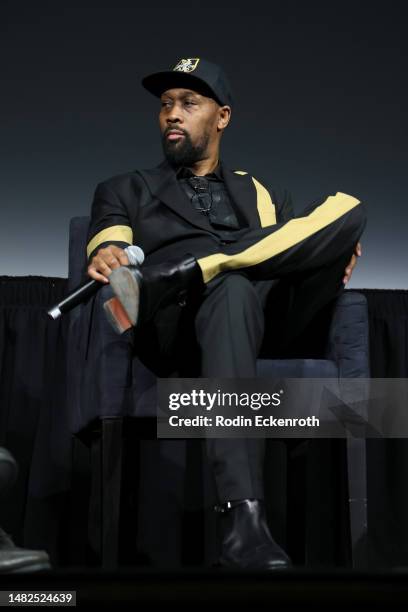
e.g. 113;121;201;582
106;267;141;328
218;558;292;571
103;297;134;334
0;561;51;574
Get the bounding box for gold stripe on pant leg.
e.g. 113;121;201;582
198;192;361;284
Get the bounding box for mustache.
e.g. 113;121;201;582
164;127;189;137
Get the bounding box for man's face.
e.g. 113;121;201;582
159;87;222;167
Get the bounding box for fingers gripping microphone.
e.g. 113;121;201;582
47;245;145;320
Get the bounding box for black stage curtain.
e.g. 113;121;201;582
0;277;72;564
0;277;407;568
363;290;408;568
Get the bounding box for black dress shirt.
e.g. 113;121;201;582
176;163;242;236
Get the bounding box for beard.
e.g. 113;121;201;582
161;128;210;168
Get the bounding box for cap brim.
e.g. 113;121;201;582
141;71;223;105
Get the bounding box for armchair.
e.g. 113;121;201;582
67;216;370;569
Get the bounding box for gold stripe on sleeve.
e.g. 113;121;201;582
86;225;133;258
234;171;277;227
198;192;360;284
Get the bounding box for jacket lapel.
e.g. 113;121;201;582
220;162;260;228
138;158;260;232
138;159;215;233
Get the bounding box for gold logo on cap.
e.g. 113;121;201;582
173;58;200;73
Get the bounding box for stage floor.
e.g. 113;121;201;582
1;567;408;607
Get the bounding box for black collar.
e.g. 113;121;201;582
176;162;223;181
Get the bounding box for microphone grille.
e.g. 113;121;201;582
125;245;145;266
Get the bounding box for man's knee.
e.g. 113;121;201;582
337;200;367;256
346;199;367;233
355;200;367;234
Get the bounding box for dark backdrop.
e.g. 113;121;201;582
1;0;407;287
1;0;407;570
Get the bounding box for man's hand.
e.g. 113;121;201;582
87;245;130;283
343;242;362;285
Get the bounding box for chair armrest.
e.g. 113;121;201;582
66;284;134;433
325;290;370;378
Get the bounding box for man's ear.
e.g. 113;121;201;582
217;105;231;131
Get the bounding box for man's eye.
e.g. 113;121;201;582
185;100;196;105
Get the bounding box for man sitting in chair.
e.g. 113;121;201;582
86;57;366;570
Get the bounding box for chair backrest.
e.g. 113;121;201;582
68;216;90;292
326;290;370;378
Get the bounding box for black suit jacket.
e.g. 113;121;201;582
86;158;294;265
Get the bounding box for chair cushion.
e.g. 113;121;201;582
256;358;338;378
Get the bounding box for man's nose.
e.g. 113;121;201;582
166;103;184;123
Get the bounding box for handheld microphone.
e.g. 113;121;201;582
47;245;145;320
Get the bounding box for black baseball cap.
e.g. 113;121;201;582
141;58;234;109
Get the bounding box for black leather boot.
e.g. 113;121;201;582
0;528;51;573
215;499;292;570
104;253;204;333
